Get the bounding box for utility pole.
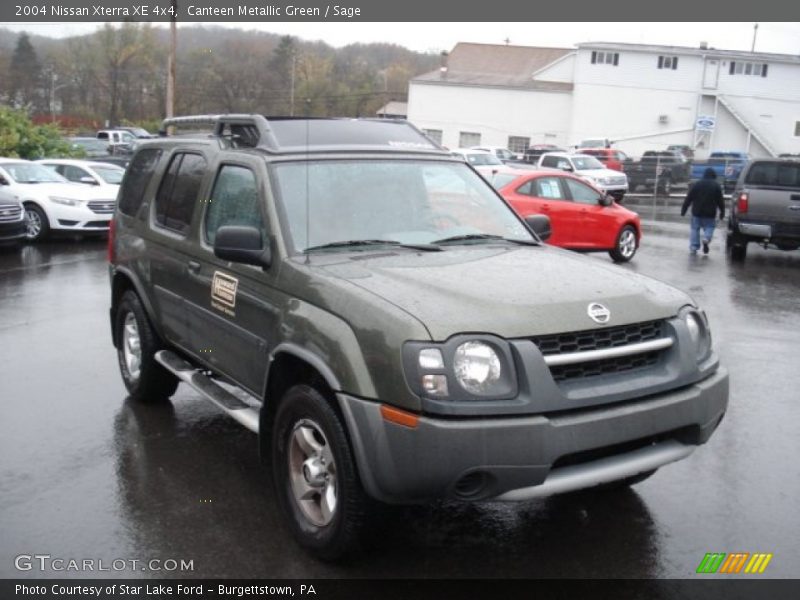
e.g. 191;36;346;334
166;0;177;125
290;51;296;117
751;23;759;52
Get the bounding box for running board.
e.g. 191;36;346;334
155;350;259;433
494;439;695;501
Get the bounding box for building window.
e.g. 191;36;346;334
459;131;481;147
423;129;443;145
658;56;679;70
729;61;768;77
590;51;619;66
507;136;530;154
795;121;800;137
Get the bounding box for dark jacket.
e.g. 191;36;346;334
681;168;725;219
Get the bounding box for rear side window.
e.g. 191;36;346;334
745;162;800;188
204;165;266;245
535;177;566;199
154;153;207;234
118;148;162;216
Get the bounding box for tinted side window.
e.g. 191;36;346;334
118;148;162;216
534;177;566;199
745;162;800;188
204;165;266;245
564;178;603;204
541;156;558;168
155;153;207;234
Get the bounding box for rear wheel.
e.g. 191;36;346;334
115;291;178;402
609;225;638;263
272;384;368;561
727;233;748;262
24;203;49;242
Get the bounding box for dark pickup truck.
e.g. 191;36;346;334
690;151;750;194
727;158;800;261
625;150;690;194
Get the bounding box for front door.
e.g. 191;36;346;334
703;58;720;89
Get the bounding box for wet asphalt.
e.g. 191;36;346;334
1;227;798;580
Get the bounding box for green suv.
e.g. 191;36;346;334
109;115;728;559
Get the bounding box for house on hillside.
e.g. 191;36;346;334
408;41;800;158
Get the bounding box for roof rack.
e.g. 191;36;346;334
158;114;446;156
159;114;280;150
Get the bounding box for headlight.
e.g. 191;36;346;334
682;308;712;361
403;337;517;400
454;341;502;394
49;196;82;207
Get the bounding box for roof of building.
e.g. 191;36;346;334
578;42;800;64
413;42;574;91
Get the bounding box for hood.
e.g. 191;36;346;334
10;181;104;201
578;168;626;179
316;245;689;340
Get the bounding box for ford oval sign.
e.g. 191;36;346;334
588;303;611;324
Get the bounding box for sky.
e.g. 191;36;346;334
3;21;800;55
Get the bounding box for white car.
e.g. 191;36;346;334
37;159;124;196
470;145;520;161
537;152;629;200
451;148;505;178
0;159;116;242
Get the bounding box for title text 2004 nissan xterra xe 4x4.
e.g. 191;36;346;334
109;115;728;559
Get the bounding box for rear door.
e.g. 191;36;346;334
506;175;576;246
148;151;209;350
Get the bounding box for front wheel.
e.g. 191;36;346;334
115;291;179;402
24;203;50;242
272;384;368;561
609;225;638;262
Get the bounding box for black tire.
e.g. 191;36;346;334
272;384;368;561
115;290;179;403
609;225;638;263
659;177;673;195
730;242;747;262
24;203;50;242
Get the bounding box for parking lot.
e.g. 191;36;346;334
1;225;798;579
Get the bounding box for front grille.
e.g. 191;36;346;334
88;200;115;214
531;320;666;382
0;205;23;222
610;176;627;186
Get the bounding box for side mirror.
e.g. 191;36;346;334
561;164;574;172
524;214;552;242
599;194;614;207
0;176;8;186
213;225;271;268
79;176;98;185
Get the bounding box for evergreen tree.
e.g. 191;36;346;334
8;32;44;111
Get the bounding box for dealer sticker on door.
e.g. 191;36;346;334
211;271;238;315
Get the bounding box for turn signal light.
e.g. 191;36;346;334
107;218;116;263
380;405;419;429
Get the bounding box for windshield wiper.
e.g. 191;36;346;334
304;239;441;253
430;233;539;246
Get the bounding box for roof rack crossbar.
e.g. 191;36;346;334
159;114;279;150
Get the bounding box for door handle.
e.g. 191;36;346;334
187;260;201;273
541;204;550;210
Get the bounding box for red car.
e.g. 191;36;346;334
578;148;629;172
492;169;642;262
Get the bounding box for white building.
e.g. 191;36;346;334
408;41;800;158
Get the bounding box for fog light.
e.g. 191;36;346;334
422;374;448;396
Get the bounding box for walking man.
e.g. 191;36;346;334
681;167;725;255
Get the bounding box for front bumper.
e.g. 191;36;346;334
0;219;26;242
339;367;728;503
44;202;112;231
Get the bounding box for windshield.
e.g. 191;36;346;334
2;163;67;184
92;165;125;184
571;156;605;170
488;173;520;190
272;160;533;253
463;153;503;166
